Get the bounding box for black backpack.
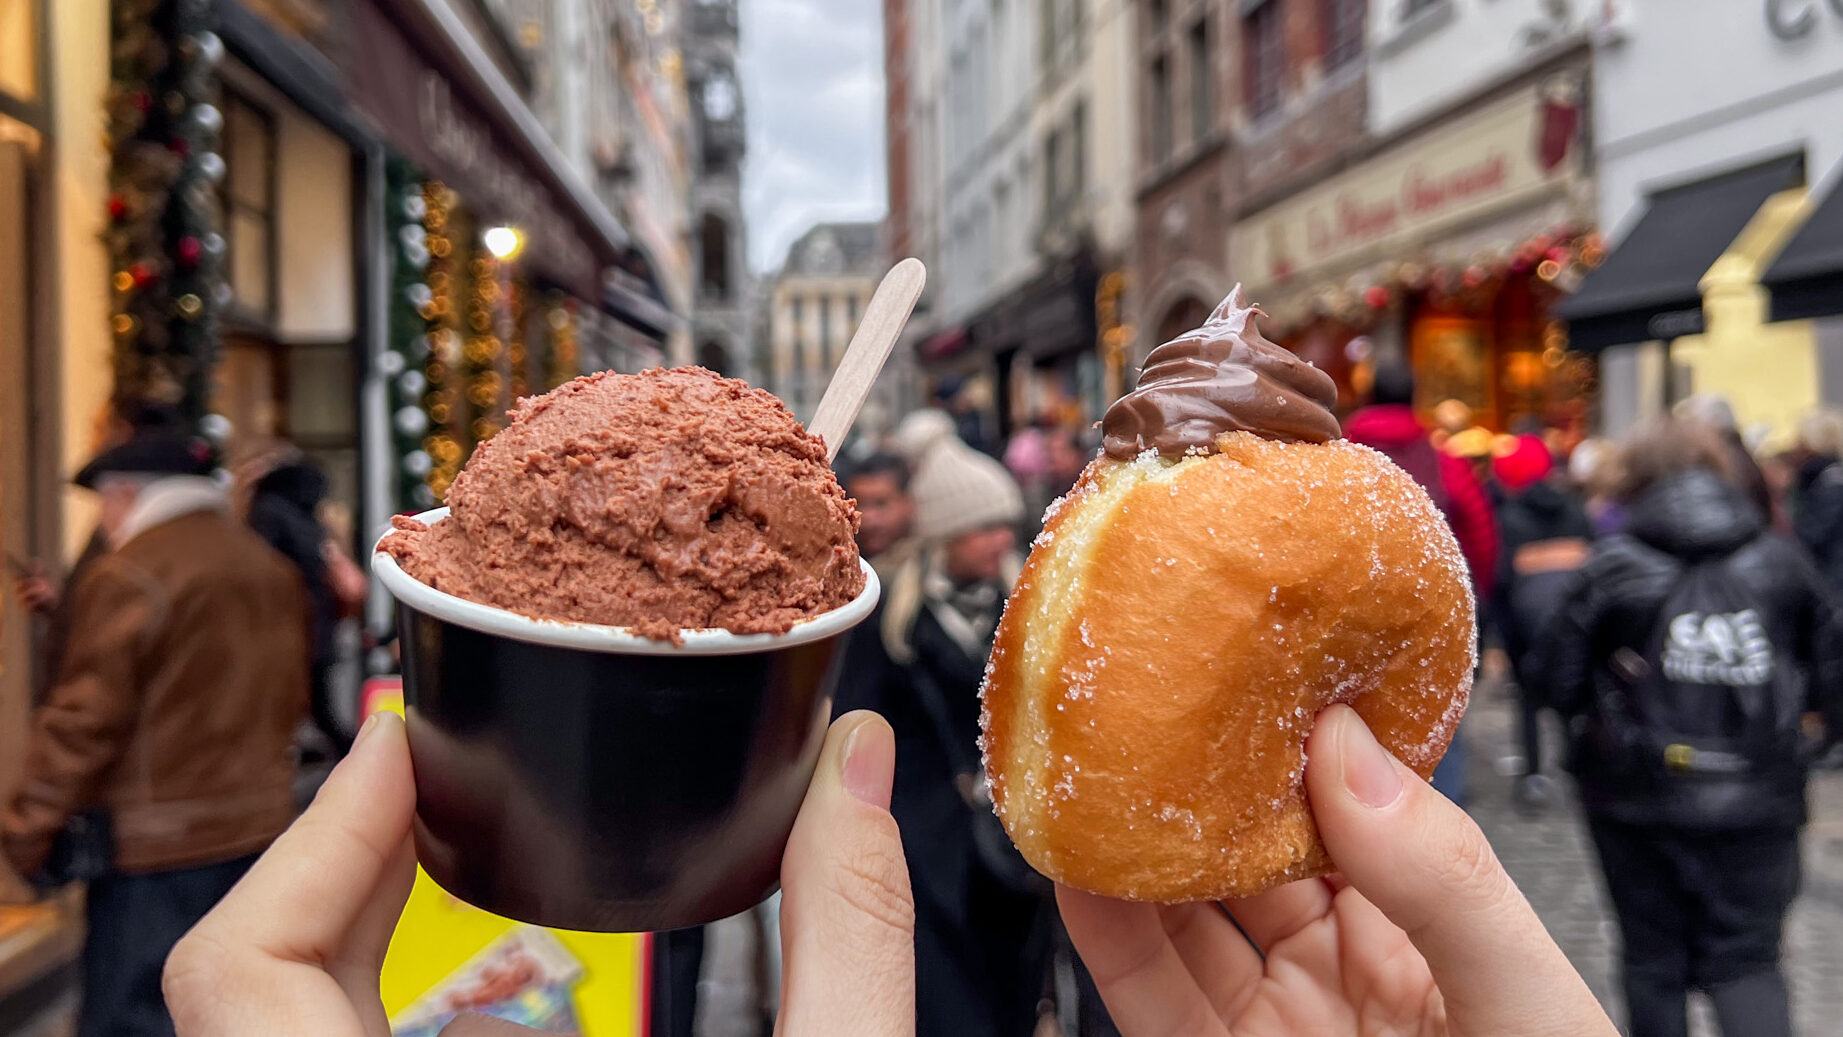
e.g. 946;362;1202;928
1590;550;1803;785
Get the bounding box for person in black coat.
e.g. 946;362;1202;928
238;444;350;751
1533;417;1843;1037
1490;435;1593;814
1790;409;1843;601
835;411;1053;1037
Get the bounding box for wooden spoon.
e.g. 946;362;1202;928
807;257;927;463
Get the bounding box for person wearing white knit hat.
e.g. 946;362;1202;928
832;408;1050;1037
895;408;1026;548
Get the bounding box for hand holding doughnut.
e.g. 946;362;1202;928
983;287;1474;901
1059;705;1618;1036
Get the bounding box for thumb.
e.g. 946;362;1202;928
1305;705;1614;1035
776;710;915;1037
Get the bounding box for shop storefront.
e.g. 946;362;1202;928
211;1;380;538
935;245;1107;436
1556;152;1809;432
1563;1;1843;438
343;0;673;515
3;0;669;1023
1231;62;1599;438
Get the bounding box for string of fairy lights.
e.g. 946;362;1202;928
105;0;228;426
379;176;587;513
422;182;466;503
100;5;593;511
547;298;580;390
464;252;505;444
1276;227;1607;332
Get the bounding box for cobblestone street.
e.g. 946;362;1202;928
1462;675;1843;1036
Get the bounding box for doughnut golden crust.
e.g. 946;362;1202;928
980;433;1475;902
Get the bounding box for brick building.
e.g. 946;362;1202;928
1131;0;1368;368
1135;0;1601;435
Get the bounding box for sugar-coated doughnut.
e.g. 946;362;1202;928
978;289;1475;902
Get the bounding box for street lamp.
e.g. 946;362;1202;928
483;225;523;260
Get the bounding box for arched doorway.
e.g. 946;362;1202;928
1155;296;1212;346
697;340;731;375
699;213;732;300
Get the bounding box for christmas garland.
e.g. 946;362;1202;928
384;159;438;512
422;183;465;501
382;176;587;510
105;0;226;424
545;295;580;390
463;251;507;444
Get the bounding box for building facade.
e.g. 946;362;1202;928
892;0;1136;440
683;0;753;381
1564;0;1843;440
1132;0;1371;392
498;0;696;367
1129;1;1605;437
1132;0;1232;357
764;222;885;428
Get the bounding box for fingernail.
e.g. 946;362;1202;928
841;719;894;809
1340;709;1403;809
354;709;391;748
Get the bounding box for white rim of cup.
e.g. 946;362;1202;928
372;507;882;657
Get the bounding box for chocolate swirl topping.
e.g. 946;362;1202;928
1102;286;1340;459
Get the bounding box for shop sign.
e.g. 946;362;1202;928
1648;308;1705;340
416;75;595;280
1233;84;1581;293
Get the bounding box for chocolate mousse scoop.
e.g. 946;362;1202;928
1102;286;1340;459
382;367;864;642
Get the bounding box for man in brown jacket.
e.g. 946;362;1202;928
0;430;310;1037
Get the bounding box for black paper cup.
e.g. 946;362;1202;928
372;507;880;932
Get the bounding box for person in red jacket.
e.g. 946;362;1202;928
1344;364;1498;806
1344;365;1499;599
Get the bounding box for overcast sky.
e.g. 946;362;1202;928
738;0;886;274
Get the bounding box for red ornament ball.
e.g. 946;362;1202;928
131;262;156;288
108;195;128;221
177;236;203;268
1363;285;1390;309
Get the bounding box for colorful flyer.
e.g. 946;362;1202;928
369;681;650;1037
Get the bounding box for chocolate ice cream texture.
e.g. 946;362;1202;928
1102;286;1340;459
383;368;865;642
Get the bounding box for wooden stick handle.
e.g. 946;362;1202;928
808;258;927;463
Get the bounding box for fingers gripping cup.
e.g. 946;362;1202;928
373;369;879;932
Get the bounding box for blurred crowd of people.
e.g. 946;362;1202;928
3;404;363;1036
838;363;1843;1037
9;367;1843;1036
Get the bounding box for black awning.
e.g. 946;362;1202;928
599;244;680;342
1764;167;1843;322
1556;153;1805;351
